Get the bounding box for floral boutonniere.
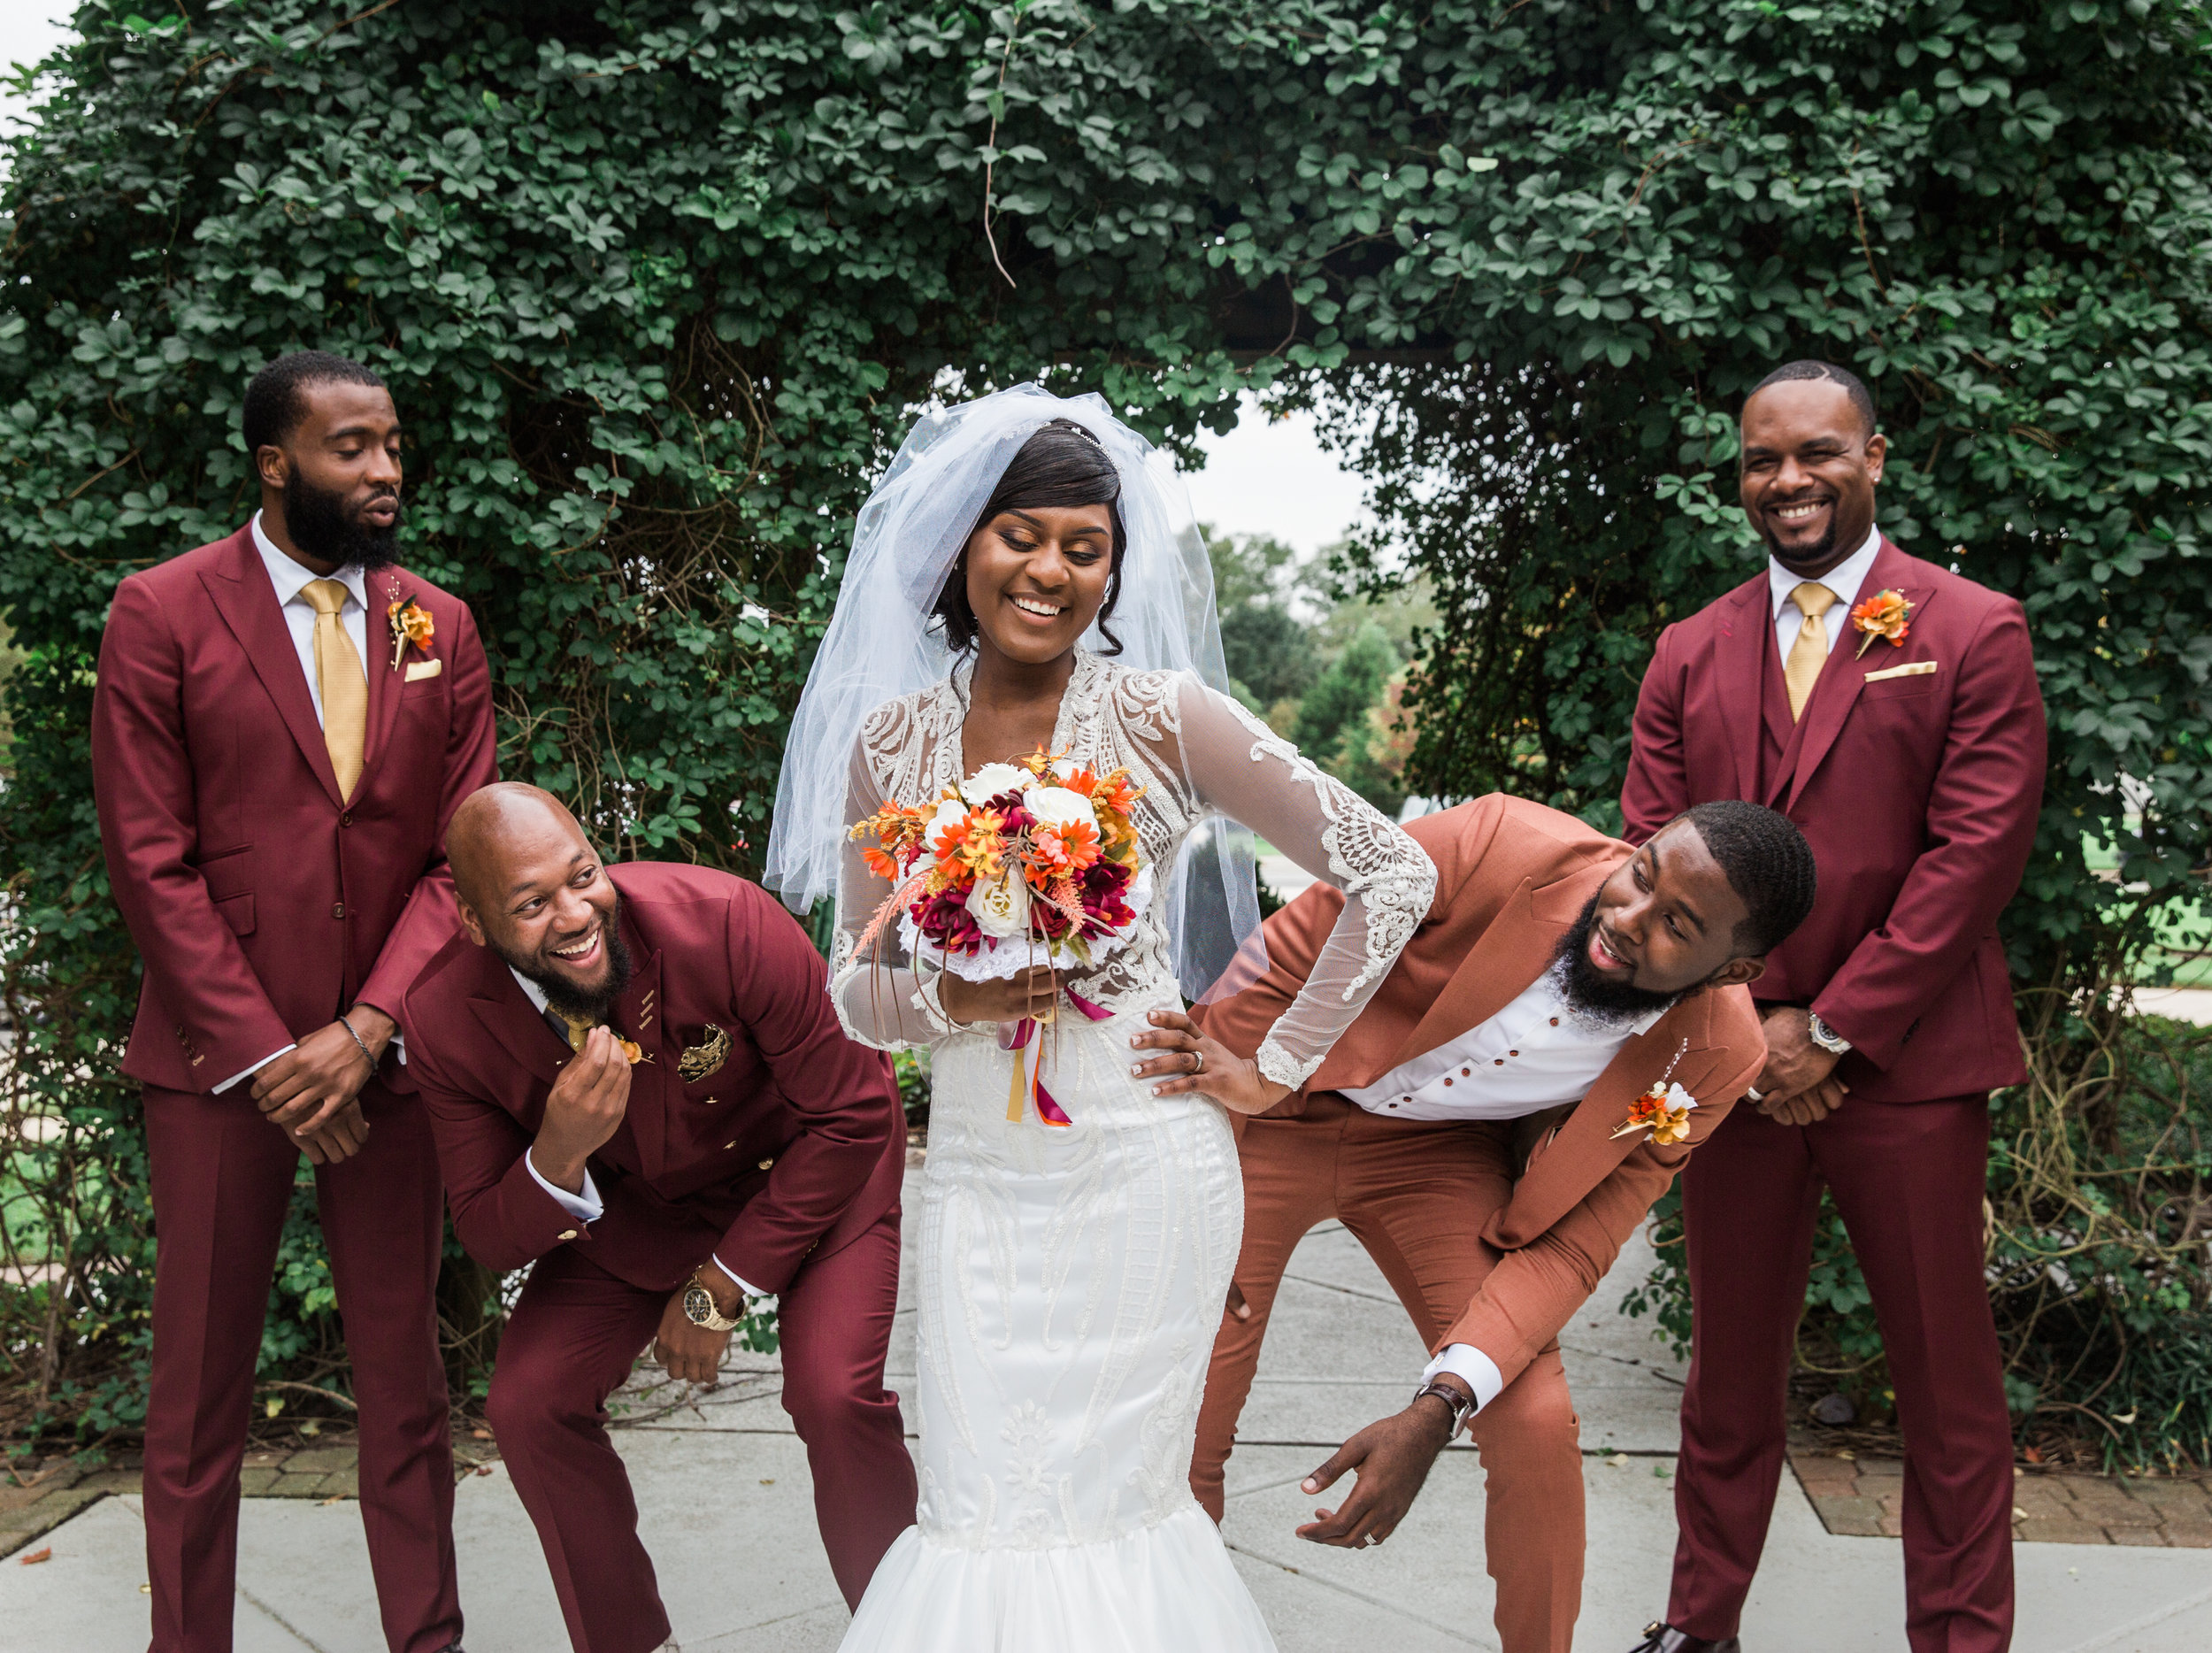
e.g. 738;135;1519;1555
387;592;434;671
1849;588;1912;658
1611;1080;1699;1145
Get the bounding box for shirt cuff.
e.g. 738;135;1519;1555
525;1149;604;1223
1423;1343;1505;1414
707;1254;769;1302
212;1045;296;1096
389;1028;406;1066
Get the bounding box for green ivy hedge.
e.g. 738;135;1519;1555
2;0;2206;1459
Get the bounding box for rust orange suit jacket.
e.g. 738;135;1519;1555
1201;794;1766;1391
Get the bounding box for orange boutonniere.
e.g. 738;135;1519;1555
1611;1080;1699;1145
1849;588;1912;658
387;593;434;670
617;1036;643;1065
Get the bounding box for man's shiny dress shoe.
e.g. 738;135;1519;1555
1628;1624;1740;1653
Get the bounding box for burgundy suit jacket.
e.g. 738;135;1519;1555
401;863;906;1295
1201;796;1766;1384
92;524;498;1093
1621;537;2046;1103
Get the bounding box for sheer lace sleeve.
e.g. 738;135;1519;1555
1173;679;1436;1089
827;703;986;1051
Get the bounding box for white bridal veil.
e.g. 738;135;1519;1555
763;382;1265;1002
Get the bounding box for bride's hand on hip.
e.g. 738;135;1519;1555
1129;1009;1290;1116
938;965;1063;1026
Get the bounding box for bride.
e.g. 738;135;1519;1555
764;384;1435;1650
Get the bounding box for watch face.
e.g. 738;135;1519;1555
683;1283;716;1326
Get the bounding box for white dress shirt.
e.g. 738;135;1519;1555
509;966;767;1303
211;515;380;1095
1768;522;1882;660
1346;965;1671;1418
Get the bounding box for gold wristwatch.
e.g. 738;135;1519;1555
681;1268;742;1333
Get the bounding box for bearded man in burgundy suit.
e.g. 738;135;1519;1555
401;783;913;1653
1619;360;2046;1653
92;351;497;1653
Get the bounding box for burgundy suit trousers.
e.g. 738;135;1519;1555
142;1079;459;1653
486;1202;915;1653
1668;1095;2015;1652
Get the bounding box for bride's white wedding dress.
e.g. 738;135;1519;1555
829;650;1434;1651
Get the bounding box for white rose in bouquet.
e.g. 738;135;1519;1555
961;763;1033;805
965;870;1031;939
1024;786;1096;831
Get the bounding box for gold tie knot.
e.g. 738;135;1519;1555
557;1010;598;1053
1791;580;1838;620
302;578;349;617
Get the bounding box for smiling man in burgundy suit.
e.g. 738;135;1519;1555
93;351;496;1653
1619;360;2046;1653
402;783;913;1653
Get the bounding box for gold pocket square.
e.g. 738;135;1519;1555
404;658;442;682
1864;660;1937;681
679;1023;732;1082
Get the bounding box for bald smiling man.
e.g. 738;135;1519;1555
400;785;915;1653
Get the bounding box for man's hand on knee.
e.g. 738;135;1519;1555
651;1287;732;1387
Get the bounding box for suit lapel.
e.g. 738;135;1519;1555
1389;854;1620;1072
356;570;409;790
466;975;569;1090
1711;581;1770;803
609;926;667;1180
1783;541;1937;812
1499;1019;1724;1245
197;527;344;808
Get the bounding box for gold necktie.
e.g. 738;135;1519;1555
1783;580;1839;722
301;579;368;800
557;1009;597;1052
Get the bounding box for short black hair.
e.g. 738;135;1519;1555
1747;359;1877;439
1678;800;1818;957
933;418;1127;657
242;350;387;456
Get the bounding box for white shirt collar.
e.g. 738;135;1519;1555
509;967;552;1016
1767;521;1883;620
250;510;370;612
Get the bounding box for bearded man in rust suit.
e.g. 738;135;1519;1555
1154;793;1813;1653
92;351;496;1653
1620;360;2047;1653
400;784;913;1653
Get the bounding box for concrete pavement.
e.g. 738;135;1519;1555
6;1182;2208;1651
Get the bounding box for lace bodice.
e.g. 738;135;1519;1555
829;650;1436;1088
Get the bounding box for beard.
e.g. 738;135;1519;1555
1755;497;1838;570
283;466;402;573
1551;891;1684;1023
496;896;636;1025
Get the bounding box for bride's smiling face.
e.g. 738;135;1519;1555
962;504;1116;665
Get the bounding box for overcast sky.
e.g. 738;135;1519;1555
0;8;1365;554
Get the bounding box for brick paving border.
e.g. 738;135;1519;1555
1790;1449;2212;1548
3;1428;502;1560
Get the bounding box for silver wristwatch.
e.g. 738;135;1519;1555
1808;1012;1852;1057
681;1269;742;1333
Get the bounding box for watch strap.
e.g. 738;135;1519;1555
683;1270;742;1333
1412;1378;1474;1438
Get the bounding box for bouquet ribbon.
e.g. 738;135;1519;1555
1001;988;1114;1126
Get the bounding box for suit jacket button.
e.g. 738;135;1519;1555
557;1229;578;1242
340;811;352;827
332;903;346;919
757;1157;774;1170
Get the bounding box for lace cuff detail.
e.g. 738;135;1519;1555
910;966;993;1039
1256;1035;1323;1091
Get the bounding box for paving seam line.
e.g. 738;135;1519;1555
234;1584;334;1653
2057;1578;2212;1653
1222;1539;1498;1649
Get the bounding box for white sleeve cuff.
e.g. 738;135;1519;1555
526;1149;604;1222
212;1045;296;1095
1423;1343;1505;1414
708;1254;769;1302
389;1028;406;1066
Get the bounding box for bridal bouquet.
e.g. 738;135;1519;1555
851;751;1151;980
